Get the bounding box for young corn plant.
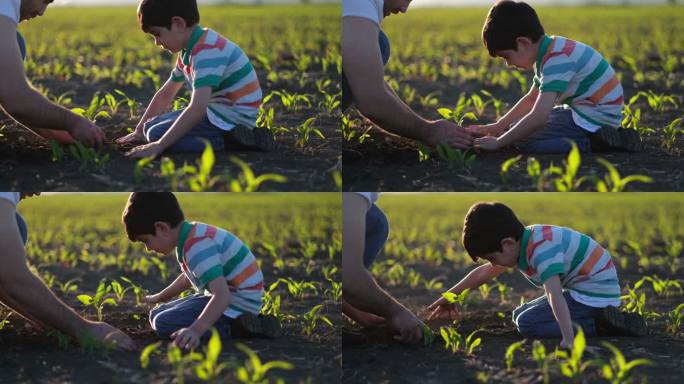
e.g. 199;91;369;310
435;144;476;170
140;341;162;369
666;303;684;337
437;93;477;126
194;329;229;381
235;343;293;384
439;326;482;355
552;141;588;192
555;327;592;380
500;155;522;185
77;279;117;321
662;117;682;152
301;304;333;336
531;340;550;384
120;276;146;305
294;117;324;148
68;142;110;172
228;156;287;192
635;275;683;297
595;158;653;192
167;342;203;384
71;92;111;121
271;278;318;300
599;342;652;384
505;339;526;371
478;283;491;300
442;288;471;314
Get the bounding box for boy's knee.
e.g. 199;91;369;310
145;124;164;143
515;311;538;337
150;311;176;337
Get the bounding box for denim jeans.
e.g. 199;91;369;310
511;291;603;338
342;29;391;111
143;109;226;153
16;213;28;245
363;204;389;268
17;32;26;60
149;293;233;340
516;107;591;154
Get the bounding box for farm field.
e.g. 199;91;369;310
0;5;341;191
343;193;684;383
0;193;341;383
343;6;684;192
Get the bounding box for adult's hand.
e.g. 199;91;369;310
68;118;106;147
422;119;473;149
387;306;424;344
84;321;136;351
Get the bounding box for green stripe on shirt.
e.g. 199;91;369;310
217;62;253;90
222;245;250;276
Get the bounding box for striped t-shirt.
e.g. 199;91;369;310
518;224;621;308
176;221;264;319
170;25;262;131
533;35;624;132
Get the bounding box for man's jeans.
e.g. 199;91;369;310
363;204;389;268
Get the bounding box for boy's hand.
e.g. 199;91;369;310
559;337;574;350
141;294;161;304
466;123;506;138
171;327;201;350
426;297;460;321
473;136;501;151
126;142;163;158
116;129;144;145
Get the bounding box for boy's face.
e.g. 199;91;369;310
20;0;52;21
135;222;176;255
384;0;411;17
477;237;520;267
494;37;536;70
146;17;190;53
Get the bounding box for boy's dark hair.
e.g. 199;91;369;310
137;0;199;32
482;0;545;57
462;202;525;262
122;192;184;241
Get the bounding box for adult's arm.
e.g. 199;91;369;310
342;193;423;343
342;16;471;148
0;200;134;350
0;16;104;147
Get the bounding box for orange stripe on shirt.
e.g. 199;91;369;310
589;76;619;105
579;245;604;275
229;261;259;286
223;80;260;101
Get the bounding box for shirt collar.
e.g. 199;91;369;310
181;25;205;66
535;35;553;75
518;227;531;271
176;220;193;263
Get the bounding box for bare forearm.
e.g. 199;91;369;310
0;271;88;337
157;274;192;301
357;82;429;141
497;91;535;128
189;294;230;334
138;89;178;127
343;268;405;319
548;291;575;342
444;264;499;295
496;111;546;147
155;105;205;149
6;88;82;131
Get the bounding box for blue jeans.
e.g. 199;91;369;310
143;109;226;153
149;293;232;340
17;32;26;60
363;204;389;268
16;213;28;245
342;29;391;111
512;291;602;338
516;107;591;154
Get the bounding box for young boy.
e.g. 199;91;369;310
467;0;640;154
427;202;646;349
122;192;281;350
117;0;275;158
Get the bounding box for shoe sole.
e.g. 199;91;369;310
602;306;647;336
595;127;643;152
227;125;277;152
237;313;283;339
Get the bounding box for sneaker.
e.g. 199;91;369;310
600;306;647;336
224;125;277;152
234;313;283;339
591;127;643;152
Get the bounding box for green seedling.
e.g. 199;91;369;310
68;141;110;172
666;303;684;336
140;341;162;369
599;342;652;384
662;117;682;152
194;329;229;381
595;158;653;192
532;340;550;384
500;155;522;185
235;342;293;384
301;304;333;336
77;279;117;321
294;117;324;148
440;326;481;355
437;93;477;126
229;156;287;192
271;278;317;300
634;275;682;297
505;339;526;371
555;327;592;380
435;144;476;170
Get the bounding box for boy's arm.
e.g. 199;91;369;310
125;86;212;158
171;276;230;349
474;91;557;151
467;87;537;137
117;79;183;144
427;262;506;317
544;275;575;347
150;273;192;302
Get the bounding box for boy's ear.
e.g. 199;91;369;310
515;37;532;51
170;16;188;30
153;221;171;233
500;237;517;249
